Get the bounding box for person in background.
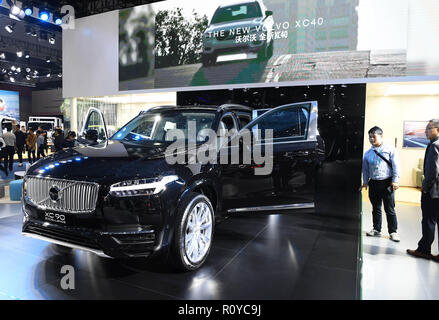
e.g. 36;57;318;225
38;126;48;154
407;119;439;262
3;125;16;172
36;130;46;160
14;125;26;167
54;128;65;152
0;136;8;175
360;126;401;242
26;128;37;165
62;131;78;149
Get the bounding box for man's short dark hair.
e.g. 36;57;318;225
368;126;383;136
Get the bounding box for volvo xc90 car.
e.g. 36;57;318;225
22;102;324;270
202;0;274;66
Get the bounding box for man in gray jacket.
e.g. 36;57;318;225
407;119;439;262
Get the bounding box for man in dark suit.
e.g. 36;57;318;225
407;119;439;262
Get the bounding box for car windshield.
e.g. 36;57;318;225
111;110;217;143
211;3;262;24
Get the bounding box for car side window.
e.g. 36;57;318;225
236;113;252;129
250;106;310;142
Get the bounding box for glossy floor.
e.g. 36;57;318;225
0;203;359;300
362;199;439;300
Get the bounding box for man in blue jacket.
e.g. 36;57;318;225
407;119;439;262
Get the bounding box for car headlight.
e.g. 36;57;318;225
109;175;179;197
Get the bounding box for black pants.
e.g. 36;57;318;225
37;145;45;160
16;145;24;164
4;146;15;171
28;149;36;164
368;178;398;234
417;193;439;254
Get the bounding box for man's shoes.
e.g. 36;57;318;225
366;229;381;237
406;249;432;260
389;232;400;242
432;254;439;263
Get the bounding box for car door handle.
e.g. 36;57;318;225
238;165;246;169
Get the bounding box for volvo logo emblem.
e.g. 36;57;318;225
49;186;60;202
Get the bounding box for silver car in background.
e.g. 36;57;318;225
202;0;274;66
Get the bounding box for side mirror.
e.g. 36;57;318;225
265;10;273;17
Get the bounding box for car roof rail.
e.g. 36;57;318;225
219;104;253;112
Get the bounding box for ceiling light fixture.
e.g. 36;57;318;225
38;7;50;21
23;2;33;16
0;53;5;59
16;50;23;57
5;23;15;33
48;34;55;44
53;12;63;25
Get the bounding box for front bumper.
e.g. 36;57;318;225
20;185;181;258
22;215;157;258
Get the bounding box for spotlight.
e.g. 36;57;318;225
0;53;5;59
26;67;31;73
26;74;31;80
53;12;63;25
9;76;15;83
31;29;37;37
57;73;62;78
16;50;23;57
1;69;6;74
11;66;16;71
23;3;33;16
24;51;30;58
46;73;51;78
48;34;55;45
46;56;51;63
16;67;21;73
9;1;25;20
5;23;15;33
39;8;50;21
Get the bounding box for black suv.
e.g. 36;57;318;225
22;102;324;270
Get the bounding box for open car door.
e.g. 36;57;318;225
222;101;325;212
78;107;108;146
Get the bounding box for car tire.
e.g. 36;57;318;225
170;192;215;271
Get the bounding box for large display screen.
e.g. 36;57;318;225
119;0;438;91
0;90;19;120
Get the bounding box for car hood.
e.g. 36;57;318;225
25;140;183;184
206;17;264;33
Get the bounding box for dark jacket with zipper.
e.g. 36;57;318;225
422;136;439;198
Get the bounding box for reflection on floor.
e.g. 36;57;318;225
0;203;359;300
362;196;439;300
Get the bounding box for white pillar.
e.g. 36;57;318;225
71;97;78;134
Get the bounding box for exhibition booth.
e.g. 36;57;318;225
0;0;439;301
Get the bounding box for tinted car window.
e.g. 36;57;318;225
211;3;262;24
250;106;309;141
112;110;216;143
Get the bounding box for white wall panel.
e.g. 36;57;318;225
63;11;119;98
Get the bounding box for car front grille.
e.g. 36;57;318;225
25;176;100;214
